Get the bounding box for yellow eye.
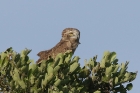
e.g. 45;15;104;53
69;33;73;36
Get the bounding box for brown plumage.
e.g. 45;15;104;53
36;28;80;64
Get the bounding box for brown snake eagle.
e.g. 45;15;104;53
36;28;80;64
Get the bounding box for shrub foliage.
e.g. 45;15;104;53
0;48;137;93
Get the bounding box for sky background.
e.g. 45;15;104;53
0;1;139;92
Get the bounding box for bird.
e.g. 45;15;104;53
36;28;80;64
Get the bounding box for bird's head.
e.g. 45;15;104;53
61;28;80;43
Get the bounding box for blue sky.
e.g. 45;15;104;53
0;1;139;92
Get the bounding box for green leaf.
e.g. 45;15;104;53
69;62;80;73
29;64;38;74
126;83;133;91
69;56;80;65
47;66;54;75
13;68;20;82
114;77;118;85
113;64;120;73
21;65;29;72
18;80;26;89
30;74;35;85
105;65;113;76
88;58;95;70
54;79;61;87
53;66;61;74
0;52;7;66
5;47;13;52
109;52;116;63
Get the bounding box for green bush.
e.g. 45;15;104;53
0;48;137;93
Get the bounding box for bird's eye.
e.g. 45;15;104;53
69;33;74;36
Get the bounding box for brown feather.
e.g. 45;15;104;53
36;28;80;64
